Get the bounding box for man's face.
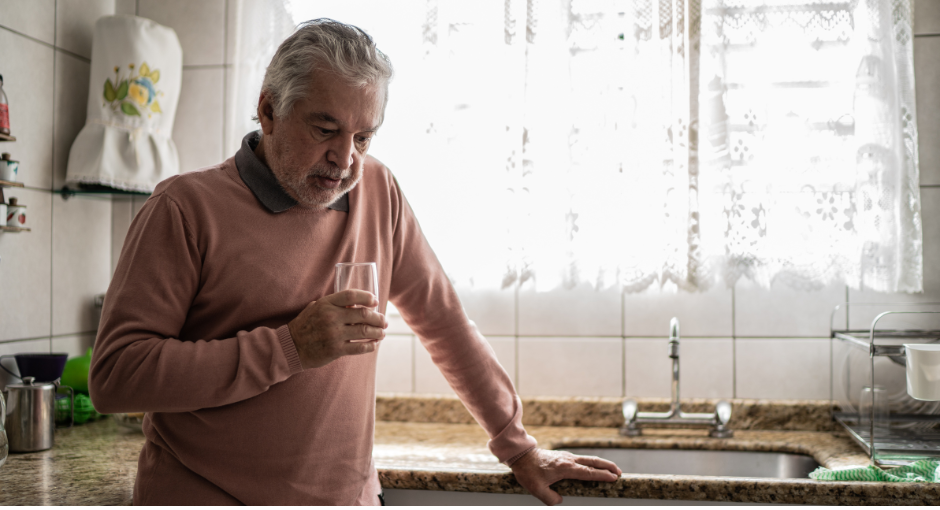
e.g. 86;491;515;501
261;71;385;209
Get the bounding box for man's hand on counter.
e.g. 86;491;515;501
510;447;622;506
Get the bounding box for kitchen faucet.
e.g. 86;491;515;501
621;317;733;438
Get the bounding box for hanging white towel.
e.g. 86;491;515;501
66;15;182;193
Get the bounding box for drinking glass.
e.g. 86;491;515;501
335;262;379;343
859;385;888;431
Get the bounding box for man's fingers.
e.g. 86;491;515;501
342;324;385;343
338;306;387;328
328;289;378;308
575;455;622;477
567;461;621;483
340;339;378;356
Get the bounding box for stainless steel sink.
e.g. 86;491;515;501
558;448;820;479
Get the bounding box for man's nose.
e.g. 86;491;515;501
326;134;355;170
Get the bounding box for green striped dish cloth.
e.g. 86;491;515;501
810;461;940;482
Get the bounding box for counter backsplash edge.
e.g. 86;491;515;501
375;394;837;432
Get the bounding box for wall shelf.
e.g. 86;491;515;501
0;133;16;142
1;225;30;233
0;179;23;188
60;185;151;200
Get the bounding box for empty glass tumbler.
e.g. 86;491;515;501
334;262;379;343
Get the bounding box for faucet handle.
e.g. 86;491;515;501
715;400;732;425
620;399;641;437
622;398;638;422
709;400;733;438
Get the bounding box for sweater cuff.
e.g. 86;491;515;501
486;395;539;466
276;324;304;374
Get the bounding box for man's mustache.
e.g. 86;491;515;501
307;167;349;181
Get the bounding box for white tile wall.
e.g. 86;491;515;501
735;281;846;338
110;196;133;275
915;37;940;186
455;284;515;336
414;336;516;395
131;194;147;217
0;0;56;44
0;188;52;342
173;68;224;173
375;334;412;394
625;338;734;399
0;27;55;189
915;0;940;35
52;50;91;190
138;0;226;67
735;338;831;400
54;0;115;59
51;193;111;335
623;283;733;337
518;337;622;397
0;3;113;392
51;332;95;358
114;0;137;16
518;282;622;337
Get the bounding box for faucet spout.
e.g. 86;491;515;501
669;317;680;415
620;317;733;438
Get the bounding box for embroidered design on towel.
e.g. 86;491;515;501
103;62;162;118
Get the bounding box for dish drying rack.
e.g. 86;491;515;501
830;303;940;466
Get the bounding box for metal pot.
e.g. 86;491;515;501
4;376;70;452
0;390;7;468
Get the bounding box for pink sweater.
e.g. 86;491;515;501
89;153;536;505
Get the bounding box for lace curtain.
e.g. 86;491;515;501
228;0;922;293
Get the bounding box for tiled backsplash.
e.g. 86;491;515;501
0;0;115;388
2;0;939;402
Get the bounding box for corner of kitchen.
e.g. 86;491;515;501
3;0;940;506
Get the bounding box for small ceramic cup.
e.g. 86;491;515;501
6;199;25;228
0;155;18;182
904;343;940;401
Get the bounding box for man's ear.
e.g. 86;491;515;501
257;92;276;135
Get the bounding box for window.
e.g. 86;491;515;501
228;0;921;293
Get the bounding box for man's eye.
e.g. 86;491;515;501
317;128;334;136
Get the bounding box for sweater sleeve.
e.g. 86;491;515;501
386;177;537;465
88;190;304;414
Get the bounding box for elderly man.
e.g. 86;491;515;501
90;18;620;505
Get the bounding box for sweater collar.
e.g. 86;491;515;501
234;131;349;213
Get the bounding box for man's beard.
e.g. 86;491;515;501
281;163;362;209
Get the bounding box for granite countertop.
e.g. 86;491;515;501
1;396;937;505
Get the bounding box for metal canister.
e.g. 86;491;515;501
0;153;18;182
5;197;25;228
4;377;56;452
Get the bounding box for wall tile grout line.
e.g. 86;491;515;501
0;24;92;64
222;0;230;160
0;331;99;345
49;0;58;354
731;285;736;399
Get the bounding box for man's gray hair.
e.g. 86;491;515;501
260;18;393;121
